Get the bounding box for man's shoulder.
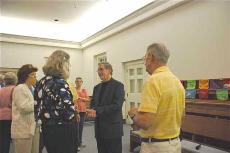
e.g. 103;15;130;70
111;78;124;86
94;78;124;88
94;83;101;88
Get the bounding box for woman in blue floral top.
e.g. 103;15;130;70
34;50;77;153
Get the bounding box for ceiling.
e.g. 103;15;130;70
1;0;155;42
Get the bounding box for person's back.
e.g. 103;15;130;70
0;72;17;153
36;76;75;125
0;86;15;120
128;43;185;153
34;50;77;153
140;67;185;139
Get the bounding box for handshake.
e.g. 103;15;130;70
86;109;96;118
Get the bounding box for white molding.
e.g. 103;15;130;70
81;0;190;49
0;34;82;49
0;0;190;50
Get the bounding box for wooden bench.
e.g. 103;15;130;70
182;99;230;151
129;99;230;152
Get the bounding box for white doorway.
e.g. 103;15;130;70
94;52;107;84
123;59;148;124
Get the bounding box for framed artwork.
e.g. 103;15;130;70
0;67;18;75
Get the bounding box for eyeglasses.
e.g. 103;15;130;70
97;68;105;72
28;73;36;78
143;54;152;61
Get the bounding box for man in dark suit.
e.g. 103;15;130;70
87;62;125;153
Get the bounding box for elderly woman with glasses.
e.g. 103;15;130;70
34;50;77;153
11;64;38;153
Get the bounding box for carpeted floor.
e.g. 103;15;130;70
10;122;229;153
73;122;132;153
39;122;230;153
9;122;132;153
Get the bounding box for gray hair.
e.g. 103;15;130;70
0;74;4;82
4;72;18;85
146;43;170;64
43;50;70;78
98;62;113;75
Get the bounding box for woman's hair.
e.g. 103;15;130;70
17;64;38;84
43;50;70;78
4;72;18;85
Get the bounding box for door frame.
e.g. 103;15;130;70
123;59;147;124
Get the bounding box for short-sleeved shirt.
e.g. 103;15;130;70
138;66;185;139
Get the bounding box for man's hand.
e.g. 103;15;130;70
74;104;79;110
128;108;154;130
86;109;96;118
78;97;90;102
76;114;80;123
128;108;138;119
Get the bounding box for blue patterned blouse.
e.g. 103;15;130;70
34;75;75;125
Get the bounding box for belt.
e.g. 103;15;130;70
141;137;178;143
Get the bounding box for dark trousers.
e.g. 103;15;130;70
96;137;122;153
79;112;86;145
42;124;77;153
39;132;44;153
0;120;11;153
75;122;79;146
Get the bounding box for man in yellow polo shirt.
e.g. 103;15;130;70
128;43;185;153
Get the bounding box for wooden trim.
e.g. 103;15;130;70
0;34;82;49
182;114;230;142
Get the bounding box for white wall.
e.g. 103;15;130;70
0;42;83;82
1;1;229;94
83;0;230;94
